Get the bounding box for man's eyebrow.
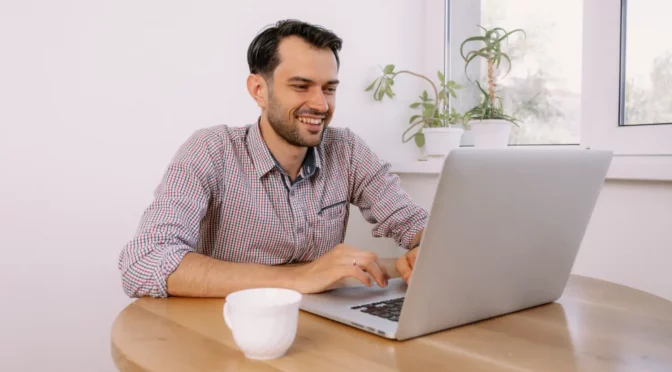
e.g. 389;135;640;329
288;76;340;85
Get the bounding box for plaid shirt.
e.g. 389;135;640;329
118;121;428;297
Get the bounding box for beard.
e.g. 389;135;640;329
266;92;329;148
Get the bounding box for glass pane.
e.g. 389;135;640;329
621;0;672;126
475;0;583;145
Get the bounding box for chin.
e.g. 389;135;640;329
300;132;324;147
303;137;323;147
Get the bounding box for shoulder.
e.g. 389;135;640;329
180;124;251;154
321;126;379;157
321;126;368;150
171;124;253;171
318;126;384;172
188;124;249;145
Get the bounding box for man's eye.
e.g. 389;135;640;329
292;85;308;90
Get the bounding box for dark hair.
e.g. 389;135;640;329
247;19;343;77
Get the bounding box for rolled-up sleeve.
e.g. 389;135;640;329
118;129;222;298
346;130;428;249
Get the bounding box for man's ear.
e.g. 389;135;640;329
247;74;269;109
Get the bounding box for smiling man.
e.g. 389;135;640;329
118;20;428;298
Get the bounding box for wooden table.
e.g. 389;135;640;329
111;275;672;371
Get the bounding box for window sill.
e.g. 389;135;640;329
389;154;672;182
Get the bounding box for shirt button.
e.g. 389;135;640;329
297;227;304;234
290;190;295;197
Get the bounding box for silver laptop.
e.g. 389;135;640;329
300;148;612;340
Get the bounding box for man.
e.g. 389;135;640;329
118;19;428;298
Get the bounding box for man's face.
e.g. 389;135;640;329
264;36;339;148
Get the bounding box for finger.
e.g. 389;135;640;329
365;251;390;278
356;252;389;285
346;265;372;287
375;256;391;279
396;255;412;283
358;258;387;287
408;248;418;269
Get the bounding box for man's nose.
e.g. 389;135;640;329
307;89;329;113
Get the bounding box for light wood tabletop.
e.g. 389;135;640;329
111;275;672;372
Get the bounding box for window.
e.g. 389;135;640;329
449;0;583;145
582;0;671;180
619;0;672;126
582;0;672;159
448;0;672;180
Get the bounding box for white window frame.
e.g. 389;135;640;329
582;0;672;180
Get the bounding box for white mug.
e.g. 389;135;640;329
223;287;302;360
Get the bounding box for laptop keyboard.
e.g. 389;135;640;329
351;297;405;322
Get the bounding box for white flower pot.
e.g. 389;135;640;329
422;127;464;157
469;119;513;148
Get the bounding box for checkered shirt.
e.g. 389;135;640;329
118;122;428;297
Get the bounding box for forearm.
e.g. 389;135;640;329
166;252;305;297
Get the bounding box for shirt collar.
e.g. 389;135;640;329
247;120;277;179
247;118;322;179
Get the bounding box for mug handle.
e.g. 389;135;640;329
223;302;233;329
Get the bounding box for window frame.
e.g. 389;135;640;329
439;0;672;181
582;0;672;156
582;0;672;180
617;0;672;127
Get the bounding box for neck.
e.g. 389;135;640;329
259;115;307;180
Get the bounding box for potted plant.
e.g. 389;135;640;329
365;64;464;157
460;26;525;147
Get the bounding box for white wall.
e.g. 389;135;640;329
572;180;672;301
0;1;443;371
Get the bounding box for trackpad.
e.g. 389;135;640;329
300;278;407;310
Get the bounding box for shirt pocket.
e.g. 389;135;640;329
306;200;348;258
317;200;347;220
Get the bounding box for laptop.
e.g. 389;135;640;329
300;148;612;340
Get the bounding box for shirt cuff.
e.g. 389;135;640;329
154;247;193;298
398;217;427;250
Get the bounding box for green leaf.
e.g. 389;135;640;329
449;88;457;98
500;52;513;77
496;28;526;44
410;102;421;109
377;89;385;100
438;90;447;101
365;79;377;92
401;120;425;143
438;70;445;84
409;115;421;124
385;84;394;98
414;133;425;147
459;35;489;59
422;106;435;117
475;80;489;96
422;90;428;100
383;64;395;74
463;50;491;80
447;80;463;89
372;78;383;99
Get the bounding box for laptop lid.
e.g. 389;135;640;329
396;148;612;340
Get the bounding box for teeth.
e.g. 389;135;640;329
298;116;323;125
